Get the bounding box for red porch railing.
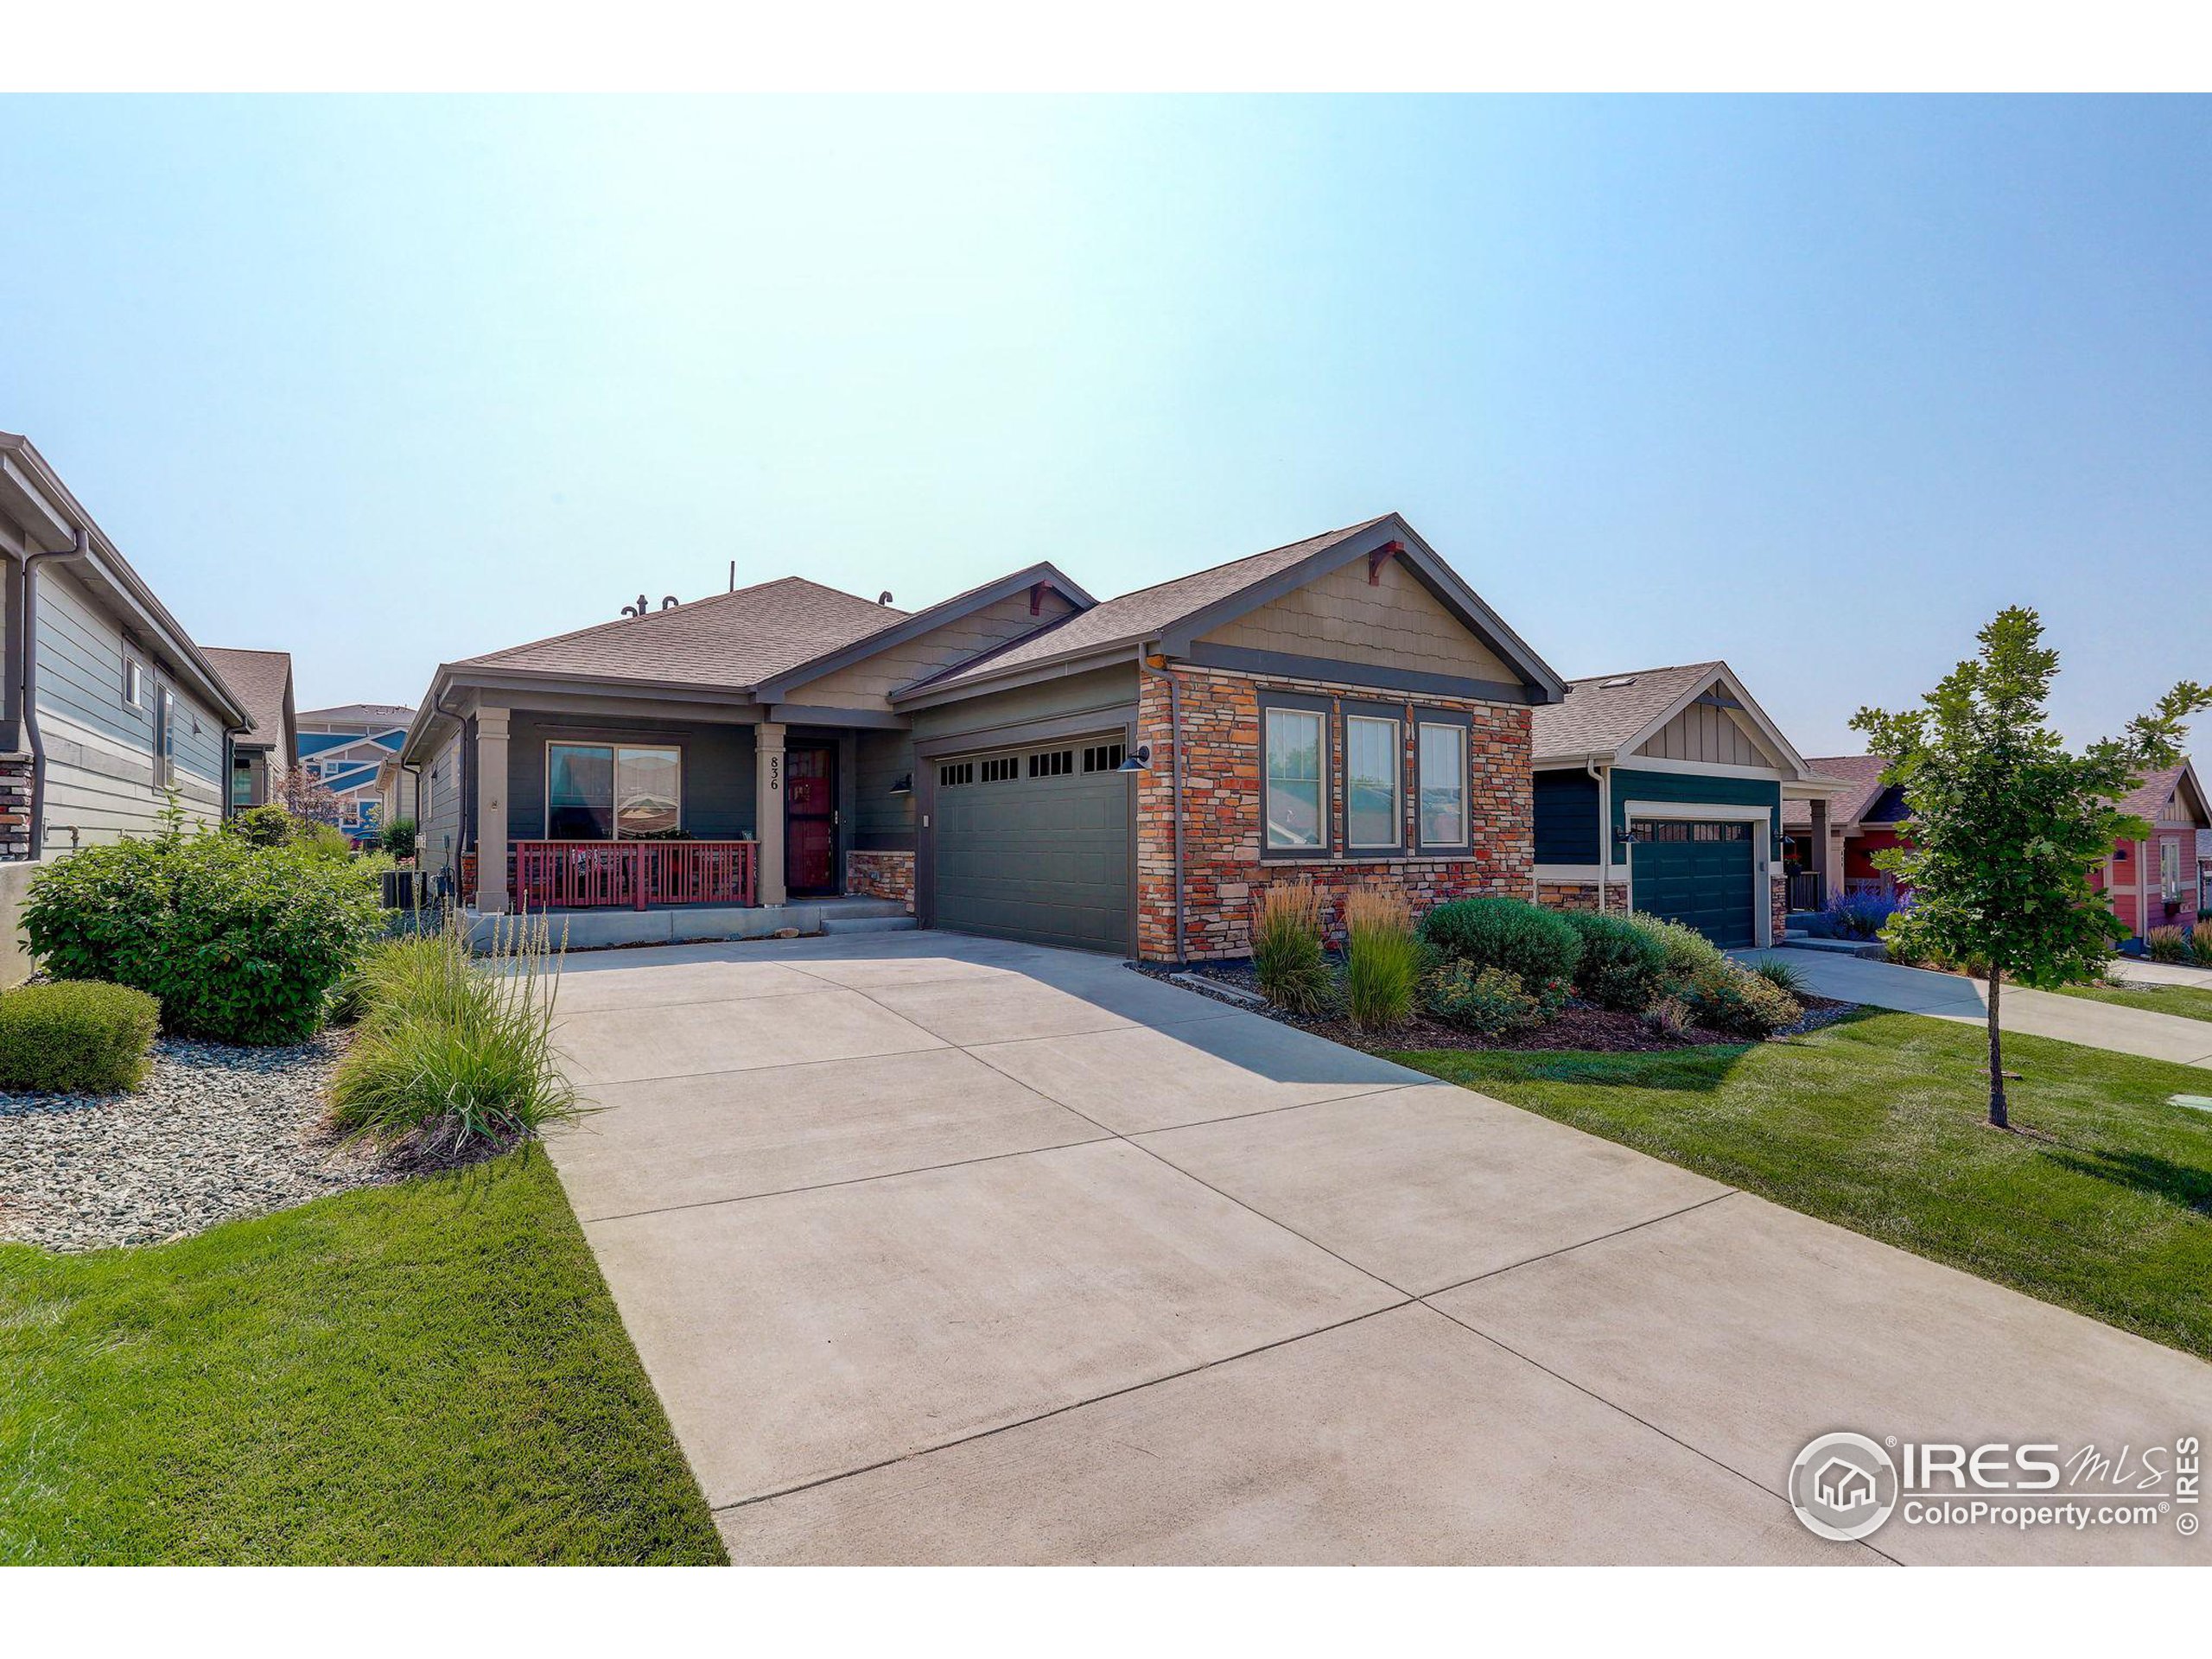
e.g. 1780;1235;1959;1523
510;840;759;910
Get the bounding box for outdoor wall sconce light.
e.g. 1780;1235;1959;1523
888;774;912;795
1116;744;1154;773
1614;824;1648;849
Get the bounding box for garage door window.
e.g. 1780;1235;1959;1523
1642;820;1751;842
1262;704;1326;853
1345;715;1402;850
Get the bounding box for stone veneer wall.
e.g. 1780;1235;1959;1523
846;849;916;912
1535;880;1630;915
0;754;29;862
1771;872;1789;950
1135;665;1533;963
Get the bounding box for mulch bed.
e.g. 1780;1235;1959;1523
1136;957;1857;1054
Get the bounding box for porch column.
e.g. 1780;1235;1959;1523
756;721;786;907
477;706;510;913
1810;796;1834;904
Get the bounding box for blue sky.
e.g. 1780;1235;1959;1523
2;96;2205;751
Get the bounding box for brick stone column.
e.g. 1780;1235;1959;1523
0;753;30;861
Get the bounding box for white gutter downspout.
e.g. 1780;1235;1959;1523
1586;757;1611;913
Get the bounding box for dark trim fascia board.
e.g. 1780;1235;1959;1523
400;668;761;762
912;703;1139;760
891;646;1139;711
1183;643;1548;705
1154;515;1568;702
753;563;1096;701
763;702;909;730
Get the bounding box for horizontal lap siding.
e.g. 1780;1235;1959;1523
854;729;915;851
1533;769;1602;864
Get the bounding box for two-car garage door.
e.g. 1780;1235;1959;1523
1629;819;1758;949
928;735;1132;954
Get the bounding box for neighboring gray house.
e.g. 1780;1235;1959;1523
2;432;250;980
202;646;298;813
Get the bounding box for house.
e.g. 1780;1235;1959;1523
1783;753;2210;943
201;647;298;813
1528;662;1833;950
1781;754;1910;902
2101;761;2209;940
397;513;1568;959
1;432;251;982
296;702;416;842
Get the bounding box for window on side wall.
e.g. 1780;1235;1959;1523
123;658;145;711
1262;702;1326;854
1416;719;1468;851
154;686;177;787
2162;838;2181;899
1344;713;1402;851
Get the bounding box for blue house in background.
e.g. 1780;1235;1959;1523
1527;661;1833;951
296;702;416;842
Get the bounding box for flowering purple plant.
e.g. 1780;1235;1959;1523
1827;890;1907;940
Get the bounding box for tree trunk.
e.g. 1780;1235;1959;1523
1986;969;2009;1130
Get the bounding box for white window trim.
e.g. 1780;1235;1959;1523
1261;703;1328;855
1344;713;1403;851
1414;719;1469;853
122;657;147;712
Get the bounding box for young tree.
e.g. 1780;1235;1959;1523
276;767;345;828
1853;607;2209;1128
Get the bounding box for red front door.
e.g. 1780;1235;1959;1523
785;746;837;896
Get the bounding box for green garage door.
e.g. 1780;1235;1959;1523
930;736;1131;953
1630;819;1758;949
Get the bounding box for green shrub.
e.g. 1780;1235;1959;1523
1423;961;1542;1039
1622;912;1731;987
228;804;295;847
1420;896;1580;996
1250;884;1332;1015
2145;925;2190;963
329;912;580;1155
1559;910;1666;1011
0;981;161;1094
1344;890;1421;1033
22;830;383;1045
1747;954;1809;998
379;817;419;861
296;821;358;863
1687;960;1803;1038
1642;994;1695;1039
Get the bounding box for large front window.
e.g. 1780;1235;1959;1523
547;743;681;839
1417;721;1466;848
1263;707;1325;850
1345;715;1401;849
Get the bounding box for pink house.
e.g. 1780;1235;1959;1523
1783;754;2209;943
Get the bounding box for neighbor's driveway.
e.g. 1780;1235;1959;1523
1753;951;2212;1068
544;932;2212;1566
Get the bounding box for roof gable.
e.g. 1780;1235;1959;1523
899;514;1564;704
1535;662;1806;778
754;563;1092;705
203;646;296;763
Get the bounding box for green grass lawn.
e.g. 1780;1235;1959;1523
2055;980;2212;1024
1390;1011;2212;1360
0;1152;725;1565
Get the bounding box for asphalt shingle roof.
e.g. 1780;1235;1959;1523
458;577;910;690
1781;755;1896;828
1529;662;1722;763
299;702;417;725
202;647;293;748
904;518;1393;695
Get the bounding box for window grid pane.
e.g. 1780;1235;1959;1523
1418;723;1465;846
1346;715;1400;849
1264;708;1324;849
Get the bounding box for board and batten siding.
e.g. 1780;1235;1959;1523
1633;699;1779;768
32;564;225;842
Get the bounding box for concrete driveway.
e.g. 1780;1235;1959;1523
545;932;2212;1565
1759;950;2212;1067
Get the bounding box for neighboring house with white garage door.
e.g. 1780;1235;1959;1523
1529;662;1834;950
397;512;1571;959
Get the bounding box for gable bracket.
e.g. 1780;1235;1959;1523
1367;541;1405;585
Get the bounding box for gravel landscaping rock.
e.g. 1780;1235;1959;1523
0;1033;387;1253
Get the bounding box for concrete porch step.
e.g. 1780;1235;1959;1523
820;915;918;935
1776;936;1889;960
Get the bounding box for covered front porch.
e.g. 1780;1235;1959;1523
416;683;917;925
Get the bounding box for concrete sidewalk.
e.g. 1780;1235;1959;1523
546;931;2212;1565
1757;950;2212;1068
